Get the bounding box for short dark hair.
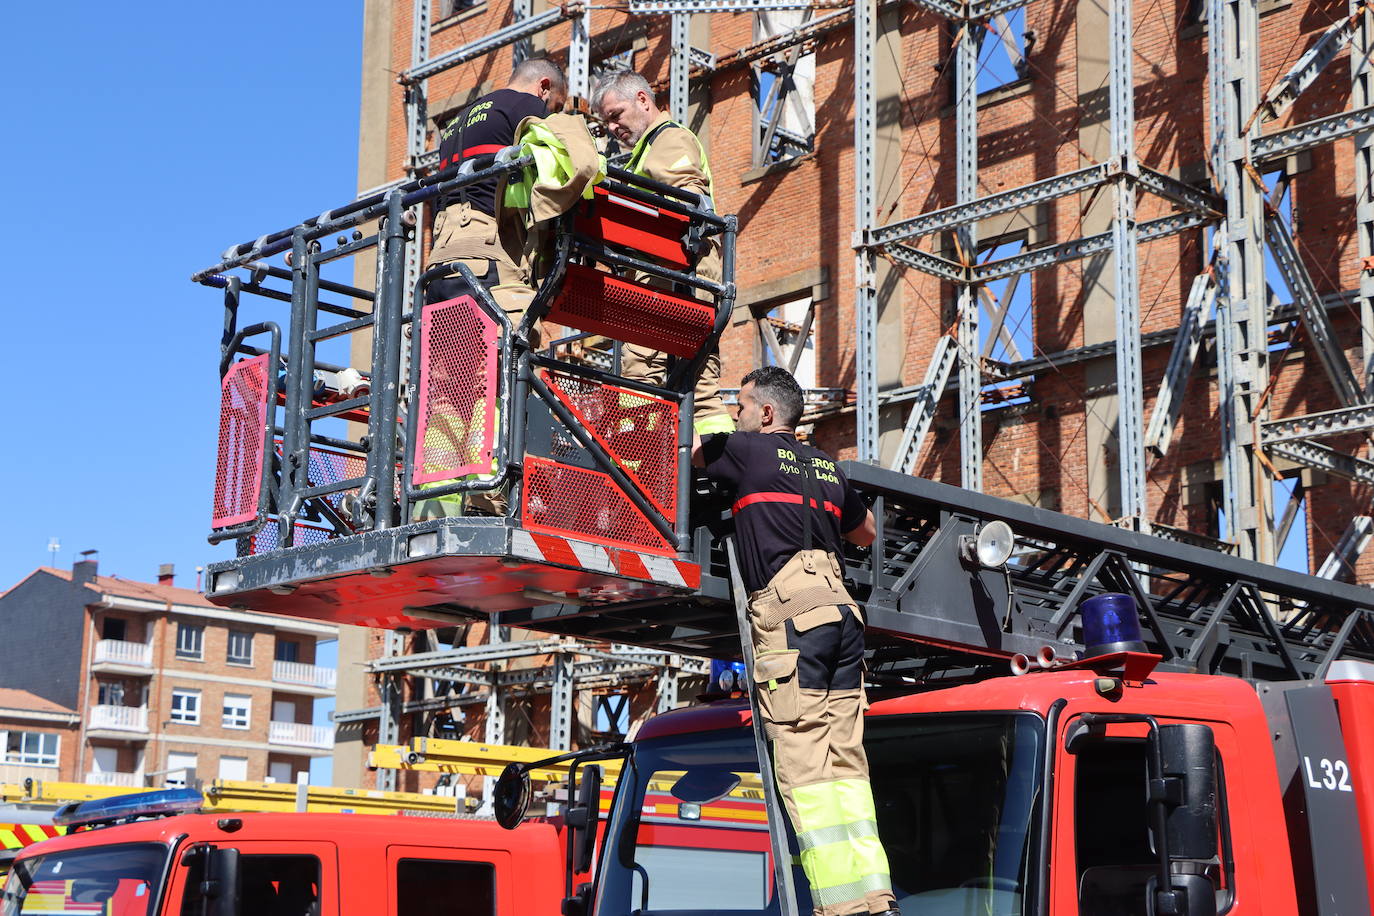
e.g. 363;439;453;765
742;366;804;427
511;57;567;95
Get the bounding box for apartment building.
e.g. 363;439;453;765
0;556;336;788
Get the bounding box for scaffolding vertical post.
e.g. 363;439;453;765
955;18;982;490
551;651;574;751
854;0;879;463
671;14;691;123
481;617;507;811
1355;0;1374;395
569;6;591;101
1213;0;1272;560
376;630;407;792
656;665;680;713
1111;0;1144;523
406;0;431;173
513;0;533;65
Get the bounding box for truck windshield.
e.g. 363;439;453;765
594;712;1043;916
1;843;166;916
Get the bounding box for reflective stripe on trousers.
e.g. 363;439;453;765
790;778;892;912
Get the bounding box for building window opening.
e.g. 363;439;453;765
97;682;126;706
223;694;252;730
751;11;816;167
1272;473;1310;575
975;9;1029;95
755;297;817;389
976;239;1033;409
274;639;300;663
101;617;127;641
170;689;201;725
176;623;204;660
227;631;253;666
2;730;58;767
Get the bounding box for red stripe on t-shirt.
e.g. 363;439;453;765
461;143;505;157
731;491;842;518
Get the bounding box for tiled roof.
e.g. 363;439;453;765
38;567;217;608
0;688;76;716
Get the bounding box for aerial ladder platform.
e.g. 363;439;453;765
195;150;1374;682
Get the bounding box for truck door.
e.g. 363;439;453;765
383;846;511;916
166;841;338;916
1048;716;1239;916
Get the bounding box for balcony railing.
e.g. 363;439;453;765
93;639;153;668
89;705;149;733
272;660;337;690
86;771;142;787
268;721;334;750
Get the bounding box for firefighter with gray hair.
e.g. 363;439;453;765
591;68;734;436
694;366;897;916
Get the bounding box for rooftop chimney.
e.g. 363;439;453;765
73;550;99;586
158;564;175;586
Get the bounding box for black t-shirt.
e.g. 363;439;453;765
700;431;867;593
436;88;547;217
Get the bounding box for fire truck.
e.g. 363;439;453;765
173;146;1374;916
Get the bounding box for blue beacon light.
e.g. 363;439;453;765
1080;592;1148;657
53;787;204;829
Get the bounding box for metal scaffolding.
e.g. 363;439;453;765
360;0;1374;762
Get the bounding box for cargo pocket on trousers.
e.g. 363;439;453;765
754;650;801;724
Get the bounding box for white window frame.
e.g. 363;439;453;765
222;694;252;730
170;688;201;725
176;623;204;660
226;631;253;666
2;730;59;767
165;751;197;788
217;755;249;781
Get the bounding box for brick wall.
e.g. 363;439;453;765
377;0;1373;577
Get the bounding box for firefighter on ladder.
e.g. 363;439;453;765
591;68;735;436
694;367;898;916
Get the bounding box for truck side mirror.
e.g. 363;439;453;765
494;763;532;830
201;847;240;916
1147;723;1219;916
1155;723;1218;861
568;765;602;875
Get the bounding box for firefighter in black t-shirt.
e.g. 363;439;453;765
694;367;897;916
427;57;567;326
417;59;566;520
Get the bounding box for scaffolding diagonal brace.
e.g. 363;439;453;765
892;335;960;474
1264;214;1363;406
402;6;575;84
971;211;1211;282
1146;273;1215;457
885;242;969;283
1257;5;1365;121
1317;515;1374;579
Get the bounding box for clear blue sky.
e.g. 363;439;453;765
1;3;364;783
0;3;363;588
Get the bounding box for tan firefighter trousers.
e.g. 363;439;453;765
748;549;896;916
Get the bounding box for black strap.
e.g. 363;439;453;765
797;439;815;553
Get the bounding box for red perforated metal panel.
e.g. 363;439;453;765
573;186;692;269
523;456;675;554
413;295;500;486
212;355;270;529
541;370;678;519
547;263;715;359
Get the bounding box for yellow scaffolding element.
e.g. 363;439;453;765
369;738;766;801
0;780;462;818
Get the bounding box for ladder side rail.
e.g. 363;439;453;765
724;538;801;916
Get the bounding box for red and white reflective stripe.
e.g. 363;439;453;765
732;491;843;518
511;530;701;589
